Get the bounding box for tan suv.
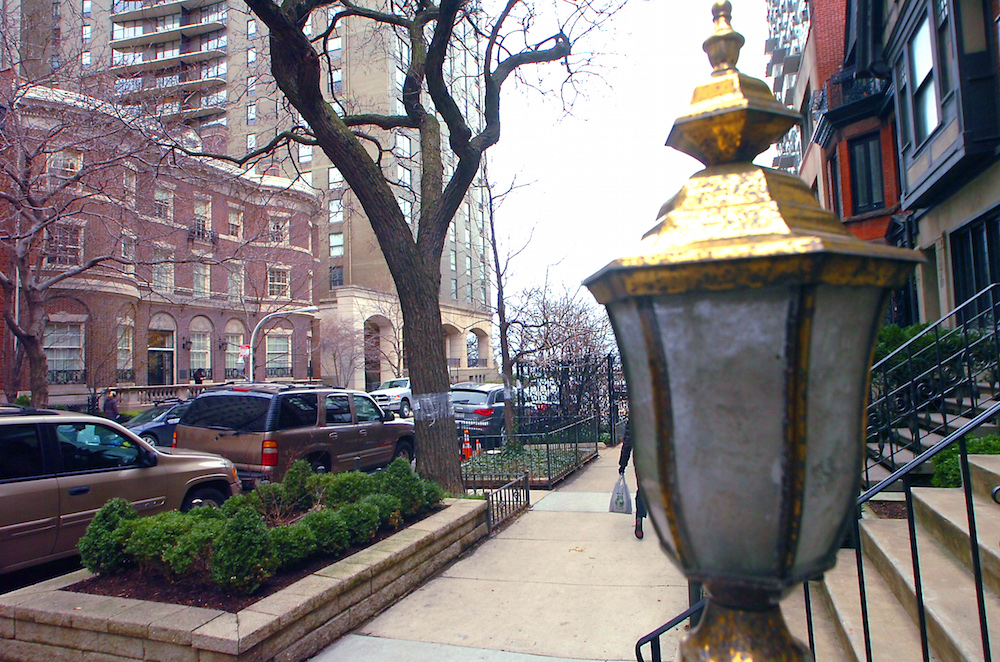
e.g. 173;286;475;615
173;384;417;490
0;406;241;575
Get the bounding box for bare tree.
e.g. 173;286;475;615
319;316;364;387
223;0;624;492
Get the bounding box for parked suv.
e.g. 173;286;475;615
451;382;506;449
0;406;240;575
173;384;416;490
370;378;412;418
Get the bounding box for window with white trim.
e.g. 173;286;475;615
193;263;210;298
298;143;313;163
268;267;289;297
44;323;84;377
154;188;173;220
329;198;343;224
226;263;243;300
329;231;344;257
45;223;83;266
328;166;343;188
228;209;242;237
269;217;287;243
152;248;174;293
191;333;211;372
116;321;133;376
265;333;291;376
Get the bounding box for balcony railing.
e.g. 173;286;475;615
826;74;887;112
187;225;218;243
48;369;86;384
266;367;294;378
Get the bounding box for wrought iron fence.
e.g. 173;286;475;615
265;366;293;378
47;369;86;384
484;472;531;532
461;417;600;490
866;284;1000;481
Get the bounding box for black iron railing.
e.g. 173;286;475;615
47;369;86;384
461;417;599;490
484;472;530;532
866;284;1000;482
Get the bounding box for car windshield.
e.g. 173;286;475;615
126;404;173;426
381;379;408;389
451;389;489;405
181;395;270;432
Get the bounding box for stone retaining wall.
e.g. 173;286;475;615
0;498;488;662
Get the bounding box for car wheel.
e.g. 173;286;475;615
399;399;412;418
140;433;158;446
308;453;330;474
181;487;226;512
394;441;414;463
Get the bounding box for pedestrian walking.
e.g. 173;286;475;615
618;423;647;539
103;390;120;421
193;368;205;384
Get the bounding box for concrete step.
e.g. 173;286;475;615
861;518;1000;662
970;455;1000;503
862;461;906;492
918;410;1000;437
780;581;849;661
912;487;1000;598
867;440;936;475
818;548;938;662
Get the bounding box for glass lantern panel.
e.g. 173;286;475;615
792;284;884;575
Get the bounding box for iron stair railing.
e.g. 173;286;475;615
865;284;1000;483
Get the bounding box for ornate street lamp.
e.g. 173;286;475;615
584;3;923;660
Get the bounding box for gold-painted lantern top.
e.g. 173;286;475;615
585;1;922;303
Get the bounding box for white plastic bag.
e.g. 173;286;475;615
609;474;633;514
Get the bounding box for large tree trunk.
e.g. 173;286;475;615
23;335;49;407
400;270;463;494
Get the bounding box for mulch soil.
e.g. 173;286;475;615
62;507;442;613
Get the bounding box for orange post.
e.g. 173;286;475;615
474;438;482;455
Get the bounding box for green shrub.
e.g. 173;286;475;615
210;507;275;595
308;471;377;507
374;459;424;516
269;523;318;571
14;394;30;407
932;434;1000;487
282;460;314;510
125;511;193;574
300;509;349;555
220;492;253;517
359;493;403;530
163;516;225;577
339;501;380;545
78;498;139;575
420;479;445;512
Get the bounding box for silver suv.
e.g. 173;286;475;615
0;406;240;575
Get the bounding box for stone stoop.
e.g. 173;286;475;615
0;498;488;662
817;455;1000;662
779;581;849;660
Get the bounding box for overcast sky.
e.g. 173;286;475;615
487;0;771;295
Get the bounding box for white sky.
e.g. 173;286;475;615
488;0;772;295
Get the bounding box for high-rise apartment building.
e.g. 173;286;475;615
12;0;496;390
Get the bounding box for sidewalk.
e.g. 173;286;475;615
311;445;691;662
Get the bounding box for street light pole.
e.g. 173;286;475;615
247;306;318;382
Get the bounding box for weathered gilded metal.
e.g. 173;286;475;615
584;2;925;661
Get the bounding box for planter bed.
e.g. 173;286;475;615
0;498;487;662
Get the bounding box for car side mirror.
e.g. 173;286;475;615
167;417;180;424
383;411;396;422
142;448;159;467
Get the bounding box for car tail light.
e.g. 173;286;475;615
262;440;278;466
536;403;549;412
474;408;494;417
172;430;177;448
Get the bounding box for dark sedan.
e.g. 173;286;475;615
125;399;189;448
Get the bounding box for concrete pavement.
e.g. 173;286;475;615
311;445;692;662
